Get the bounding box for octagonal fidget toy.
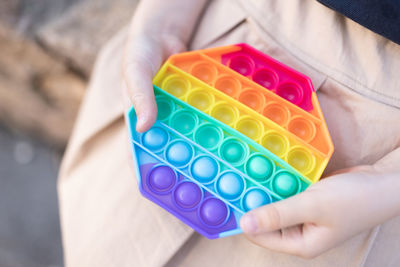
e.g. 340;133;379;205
126;44;334;239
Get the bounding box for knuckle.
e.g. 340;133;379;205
131;93;147;106
287;242;316;259
299;191;321;219
122;60;140;77
294;236;321;259
298;249;318;259
258;205;282;230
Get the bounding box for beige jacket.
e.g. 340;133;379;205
59;0;400;266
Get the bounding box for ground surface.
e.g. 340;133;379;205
0;125;63;266
0;0;138;265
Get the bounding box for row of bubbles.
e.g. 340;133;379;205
162;71;317;145
158;74;318;176
146;164;230;227
146;94;308;201
146;160;301;220
188;58;306;107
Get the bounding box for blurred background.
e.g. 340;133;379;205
0;0;138;265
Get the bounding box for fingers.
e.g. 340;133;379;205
122;35;185;133
240;191;317;235
244;226;307;257
245;225;329;259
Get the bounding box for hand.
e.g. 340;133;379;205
240;164;400;258
122;33;185;132
122;0;208;132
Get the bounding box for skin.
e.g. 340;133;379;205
122;0;400;259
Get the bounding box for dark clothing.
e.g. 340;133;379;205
318;0;400;44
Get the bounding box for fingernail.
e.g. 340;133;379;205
241;213;258;233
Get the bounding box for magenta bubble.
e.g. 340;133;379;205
276;83;304;105
148;165;177;194
173;181;202;210
229;55;254;76
199;198;229;227
252;68;278;89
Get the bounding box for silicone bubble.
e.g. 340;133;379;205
194;124;223;151
187;89;214;112
262;103;290;126
261;132;289;158
199;197;229;227
189;62;218;84
229;55;255;76
170;110;198;136
252;68;278;89
287;147;315;174
142;127;169;152
162;74;190;98
156;96;175;121
173;181;203;210
245;154;274;182
271;171;300;198
148;165;177;194
190;156;219;183
277;83;303;105
214;75;241;97
238;89;265;111
165;141;193;167
219;137;248;166
242;188;272;211
236;117;263;140
210;104;238;126
215;171;245;200
288;117;316;142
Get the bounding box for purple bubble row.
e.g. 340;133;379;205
147;162;275;215
147;164;230;228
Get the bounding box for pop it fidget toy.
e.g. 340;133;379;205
126;44;333;239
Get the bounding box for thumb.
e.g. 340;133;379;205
122;38;161;133
240;191;316;235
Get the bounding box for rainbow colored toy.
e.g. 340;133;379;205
126;44;334;239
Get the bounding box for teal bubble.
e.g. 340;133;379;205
142;127;168;151
216;172;245;200
170;110;197;135
190;156;219;183
245;154;274;182
271;171;300;197
219;138;247;166
194;124;223;150
242;188;271;211
165;141;193;167
156;97;174;121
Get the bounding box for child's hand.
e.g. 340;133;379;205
122;32;185;132
122;0;208;132
240;159;400;258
